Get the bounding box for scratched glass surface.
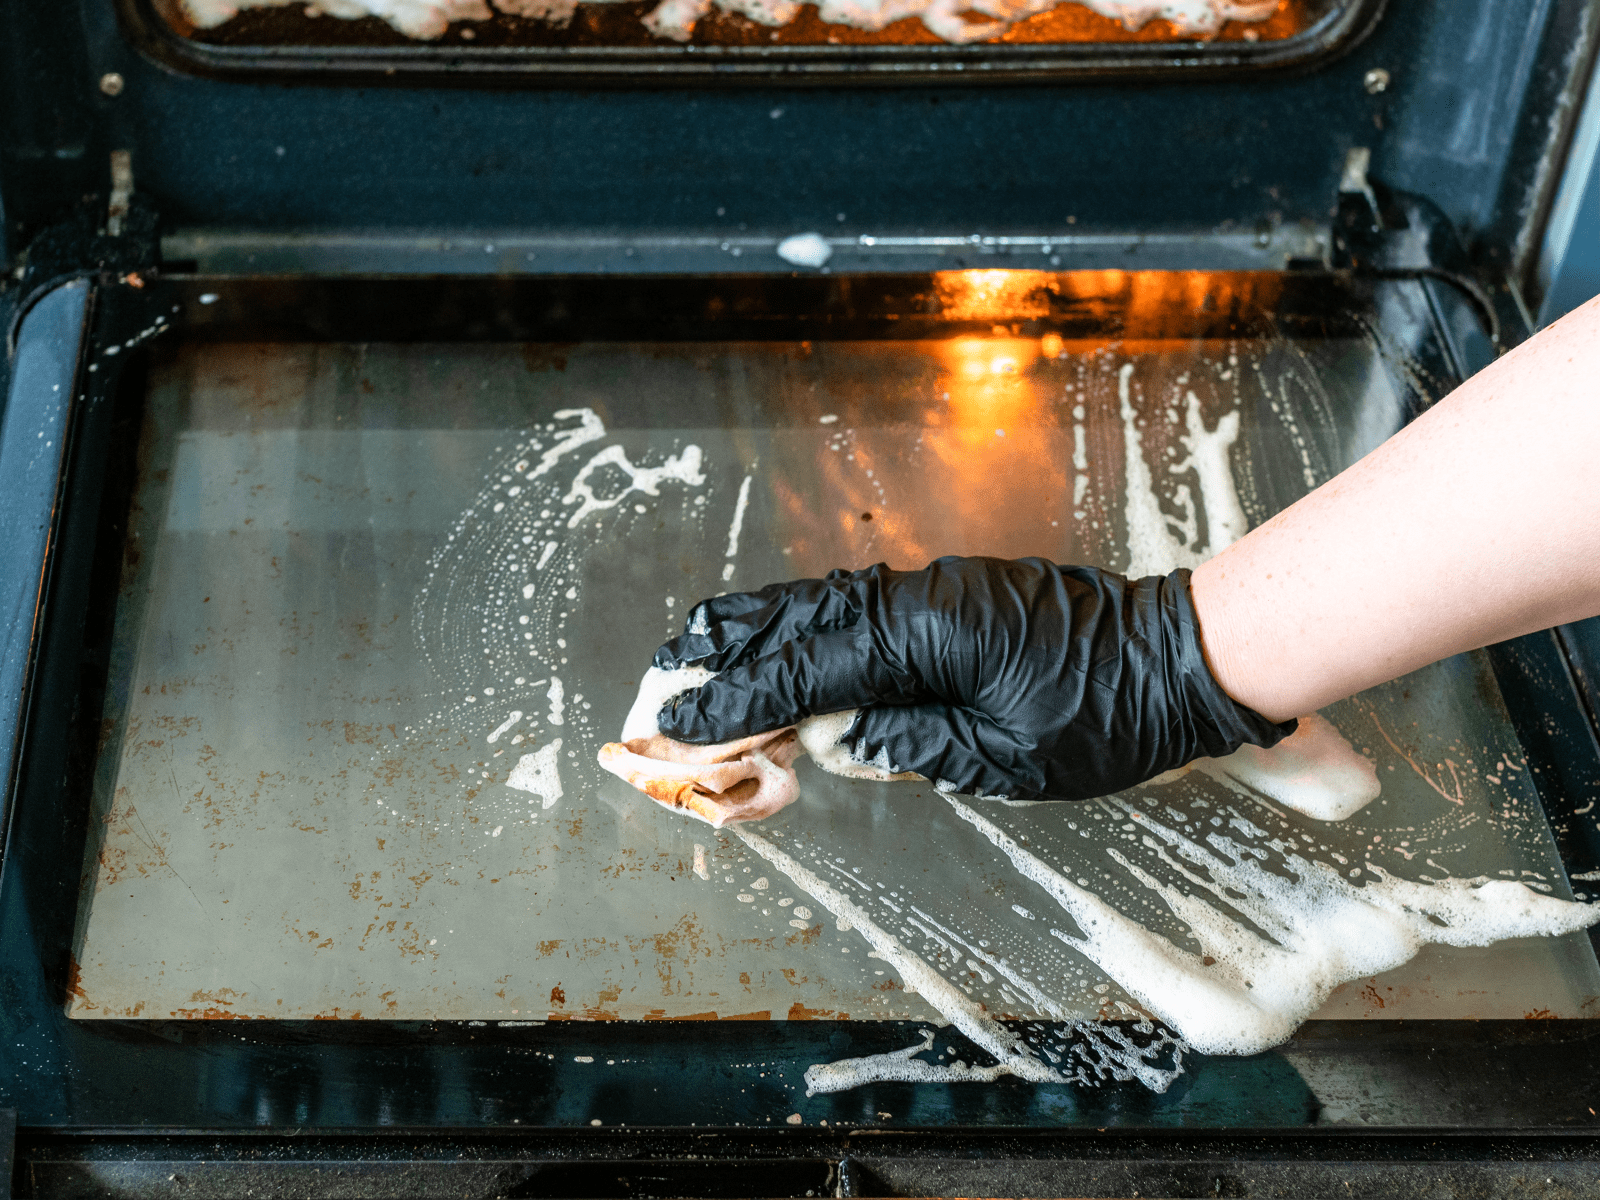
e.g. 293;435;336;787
70;336;1599;1023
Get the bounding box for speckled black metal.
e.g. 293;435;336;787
654;557;1296;803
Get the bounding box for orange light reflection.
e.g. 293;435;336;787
935;270;1056;322
884;332;1073;564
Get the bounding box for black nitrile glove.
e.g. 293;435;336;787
653;556;1295;803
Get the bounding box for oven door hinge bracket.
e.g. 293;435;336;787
1338;146;1385;238
1332;146;1502;349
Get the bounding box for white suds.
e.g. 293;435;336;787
1119;364;1244;577
797;710;911;781
1192;712;1382;821
776;233;832;268
506;739;564;808
546;677;565;726
486;711;523;743
1178;388;1248;552
563;444;706;528
621;665;717;742
535;542;558;570
724;474;753;558
693;843;710;880
526;407;607;480
804;1029;1023;1092
942;792;1599;1057
1072;415;1089;510
619;670;899;785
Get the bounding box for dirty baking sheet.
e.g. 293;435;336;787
70;334;1599;1023
160;0;1328;50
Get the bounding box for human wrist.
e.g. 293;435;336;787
1176;565;1298;737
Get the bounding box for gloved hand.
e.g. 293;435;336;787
652;557;1295;803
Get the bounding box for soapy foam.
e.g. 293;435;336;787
527;407;607;480
776;233;833;268
621;666;718;743
942;791;1599;1056
564;444;706;528
797;710;911;782
724;474;753;558
1193;713;1382;821
803;1029;1020;1091
507;738;564;808
487;710;523;743
1119;363;1244;578
721;473;753;583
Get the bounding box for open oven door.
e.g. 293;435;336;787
4;0;1600;1193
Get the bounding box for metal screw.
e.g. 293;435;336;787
1363;67;1390;94
99;72;125;96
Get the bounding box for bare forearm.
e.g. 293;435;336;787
1192;293;1600;724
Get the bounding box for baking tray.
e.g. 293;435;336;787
115;0;1385;83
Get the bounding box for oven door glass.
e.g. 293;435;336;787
71;312;1599;1077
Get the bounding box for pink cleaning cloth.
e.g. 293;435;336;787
598;728;804;828
598;667;911;827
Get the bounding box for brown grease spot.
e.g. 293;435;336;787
787;1001;847;1020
